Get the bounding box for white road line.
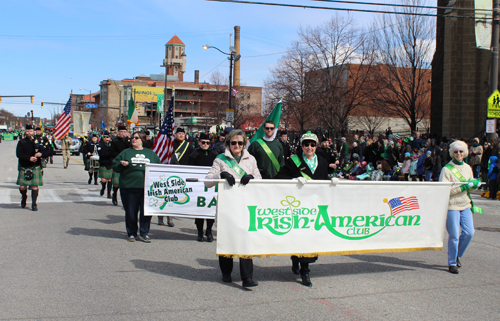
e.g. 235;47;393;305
0;188;110;204
75;189;110;202
37;189;65;203
0;189;13;204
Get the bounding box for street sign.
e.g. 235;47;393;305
226;111;234;122
84;104;98;108
487;89;500;118
486;119;497;133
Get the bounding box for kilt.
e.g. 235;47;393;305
84;158;90;171
98;167;113;179
16;166;43;186
112;172;120;185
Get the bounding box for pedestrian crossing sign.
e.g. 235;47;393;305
487;89;500;118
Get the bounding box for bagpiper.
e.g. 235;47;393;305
16;125;50;211
97;131;113;198
110;125;130;205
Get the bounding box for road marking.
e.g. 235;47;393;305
70;157;84;165
0;188;111;204
0;189;13;204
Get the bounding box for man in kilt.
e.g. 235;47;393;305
16;125;50;211
83;134;99;185
97;131;113;198
110;125;130;205
34;127;52;171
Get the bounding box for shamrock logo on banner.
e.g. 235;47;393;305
281;196;300;214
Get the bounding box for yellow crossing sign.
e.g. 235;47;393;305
487;89;500;118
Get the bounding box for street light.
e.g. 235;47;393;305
203;44;241;126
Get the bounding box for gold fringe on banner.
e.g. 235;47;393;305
217;246;443;259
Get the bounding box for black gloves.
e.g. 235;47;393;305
220;171;235;186
240;174;254;186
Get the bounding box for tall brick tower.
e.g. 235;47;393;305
164;35;186;82
431;0;491;140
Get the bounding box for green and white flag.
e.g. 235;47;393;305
127;97;139;126
157;94;164;113
249;99;282;144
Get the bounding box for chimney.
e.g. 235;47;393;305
233;26;241;87
194;70;199;85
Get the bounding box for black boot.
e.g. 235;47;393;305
205;230;213;242
197;231;205;242
100;182;106;196
31;189;39;211
107;182;112;199
88;172;93;184
301;273;312;287
20;188;27;208
94;173;98;185
112;187;118;205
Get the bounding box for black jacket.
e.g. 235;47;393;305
98;141;113;169
110;137;130;158
83;141;99;159
188;148;217;167
275;152;329;180
173;139;194;165
17;137;50;168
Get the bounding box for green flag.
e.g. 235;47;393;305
249;100;282;144
127;97;139;126
157;94;164;113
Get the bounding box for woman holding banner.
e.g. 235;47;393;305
439;140;481;274
275;131;330;287
113;131;161;243
205;129;261;288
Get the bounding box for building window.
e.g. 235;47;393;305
240;93;244;99
175;66;178;72
247;93;251;99
168;47;171;50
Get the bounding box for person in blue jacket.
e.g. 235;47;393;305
487;156;498;200
416;150;425;181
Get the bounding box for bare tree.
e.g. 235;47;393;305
349;106;386;136
371;0;434;132
200;70;228;129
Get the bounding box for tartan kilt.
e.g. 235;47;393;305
84;158;90;171
112;172;120;185
98;167;113;179
16;166;43;186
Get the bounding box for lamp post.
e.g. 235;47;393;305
202;45;241;127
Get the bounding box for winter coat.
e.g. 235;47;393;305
469;144;483;166
487;156;499;180
416;155;425;175
205;147;262;188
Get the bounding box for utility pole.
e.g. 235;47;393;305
488;0;500;141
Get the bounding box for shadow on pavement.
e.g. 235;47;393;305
66;227;127;240
88;214;123;225
348;254;443;271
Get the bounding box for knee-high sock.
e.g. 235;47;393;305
101;182;106;192
113;186;118;195
107;181;112;195
31;189;38;205
94;173;98;184
89;172;93;179
19;188;27;199
206;219;214;232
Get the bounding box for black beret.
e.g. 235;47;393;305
117;125;127;131
144;130;150;135
35;127;41;131
199;132;210;140
26;124;34;130
103;131;110;136
176;128;185;134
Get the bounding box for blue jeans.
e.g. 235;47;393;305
424;170;433;181
446;208;474;266
120;188;151;237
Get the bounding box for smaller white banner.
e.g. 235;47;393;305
73;111;91;136
144;164;217;218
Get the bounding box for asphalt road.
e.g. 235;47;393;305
0;140;499;320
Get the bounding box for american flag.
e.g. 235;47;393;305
387;196;420;215
54;96;72;139
152;93;175;164
231;88;238;97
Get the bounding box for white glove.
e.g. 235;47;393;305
296;177;308;185
331;177;339;186
468;182;474;188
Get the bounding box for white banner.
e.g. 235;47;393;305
216;180;452;258
144;164;217;218
72;111;91;136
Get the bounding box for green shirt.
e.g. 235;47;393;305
112;148;161;189
247;138;285;179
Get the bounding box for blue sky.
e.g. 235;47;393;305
0;0;432;120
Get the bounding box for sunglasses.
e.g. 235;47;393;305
264;127;275;130
230;141;244;146
200;141;210;145
132;136;141;140
302;143;316;148
103;136;110;138
453;150;464;154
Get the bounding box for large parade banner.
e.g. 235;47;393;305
144;164;217;219
216;180;452;258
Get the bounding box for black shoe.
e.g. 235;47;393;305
206;231;213;242
100;188;105;196
88;178;92;184
32;205;38;212
448;265;459;274
107;192;112;199
222;274;232;283
197;233;205;242
112;192;118;205
301;274;312;287
456;256;462;268
292;263;300;275
242;278;258;287
167;218;175;227
94;181;98;185
21;196;27;209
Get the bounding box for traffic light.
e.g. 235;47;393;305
31;96;34;103
41;102;44;107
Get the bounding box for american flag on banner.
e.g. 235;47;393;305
387;196;420;216
54;96;72;139
231;88;238;97
152;93;175;164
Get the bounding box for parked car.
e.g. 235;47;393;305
53;132;81;156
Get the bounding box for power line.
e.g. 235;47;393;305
206;0;489;19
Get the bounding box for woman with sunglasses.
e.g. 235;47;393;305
112;131;161;243
275;131;331;287
439;140;481;274
188;132;218;242
205;129;261;288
